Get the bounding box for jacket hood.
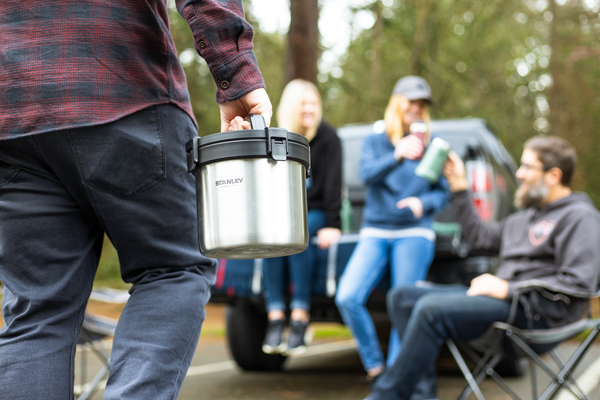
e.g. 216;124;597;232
538;192;595;214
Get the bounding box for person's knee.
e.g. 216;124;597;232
335;289;360;312
127;263;214;287
386;286;407;313
412;295;445;324
386;285;423;313
129;267;212;304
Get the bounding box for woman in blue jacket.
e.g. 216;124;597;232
335;76;450;381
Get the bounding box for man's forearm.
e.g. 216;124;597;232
176;0;265;103
452;190;502;252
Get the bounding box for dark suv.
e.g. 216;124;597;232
209;118;519;371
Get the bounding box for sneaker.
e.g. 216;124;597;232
262;319;286;354
285;319;309;355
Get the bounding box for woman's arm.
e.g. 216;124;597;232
359;134;398;186
417;176;451;216
321;124;343;229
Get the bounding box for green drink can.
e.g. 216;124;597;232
415;137;451;182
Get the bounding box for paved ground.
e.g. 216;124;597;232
2;295;599;399
73;303;600;400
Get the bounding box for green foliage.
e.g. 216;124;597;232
312;324;352;339
320;0;600;203
94;236;129;289
325;0;538;151
167;4;221;137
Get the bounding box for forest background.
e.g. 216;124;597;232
94;0;600;286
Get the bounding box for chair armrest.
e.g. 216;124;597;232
513;279;600;300
505;279;599;325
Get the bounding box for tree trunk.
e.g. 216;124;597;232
411;0;432;76
548;0;562;136
286;0;320;84
369;1;384;120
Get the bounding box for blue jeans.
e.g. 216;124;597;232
263;209;326;312
335;236;435;371
371;284;548;400
0;105;216;400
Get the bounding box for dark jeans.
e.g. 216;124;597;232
263;209;326;312
0;105;216;400
371;284;547;400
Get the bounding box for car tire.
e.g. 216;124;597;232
226;299;287;371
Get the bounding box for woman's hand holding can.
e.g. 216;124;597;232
394;135;424;162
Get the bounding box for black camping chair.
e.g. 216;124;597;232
446;280;600;400
75;289;129;400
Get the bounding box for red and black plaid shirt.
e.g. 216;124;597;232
0;0;265;139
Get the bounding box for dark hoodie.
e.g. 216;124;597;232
452;190;600;327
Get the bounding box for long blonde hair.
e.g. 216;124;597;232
277;79;322;142
384;95;431;146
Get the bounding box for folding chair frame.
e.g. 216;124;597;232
75;288;129;400
446;280;600;400
77;323;113;400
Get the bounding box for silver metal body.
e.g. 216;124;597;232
198;158;308;259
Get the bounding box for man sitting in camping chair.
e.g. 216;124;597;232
364;135;600;400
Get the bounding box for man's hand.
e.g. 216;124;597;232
467;273;509;299
443;151;468;192
394;135;424;161
396;197;424;219
219;88;272;132
316;227;341;250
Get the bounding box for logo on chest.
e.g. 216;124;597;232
529;220;557;246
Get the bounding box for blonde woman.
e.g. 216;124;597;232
335;76;451;381
262;79;342;355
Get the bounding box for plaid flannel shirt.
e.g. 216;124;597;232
0;0;265;139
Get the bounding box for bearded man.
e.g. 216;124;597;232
364;135;600;400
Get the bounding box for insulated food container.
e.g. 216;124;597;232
186;115;311;259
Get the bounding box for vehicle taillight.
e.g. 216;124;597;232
466;160;495;221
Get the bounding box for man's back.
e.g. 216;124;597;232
0;0;193;138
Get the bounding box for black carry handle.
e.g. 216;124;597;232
186;136;200;174
248;114;311;177
248;114;266;130
249;113;289;162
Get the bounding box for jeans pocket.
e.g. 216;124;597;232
70;106;166;197
0;157;21;187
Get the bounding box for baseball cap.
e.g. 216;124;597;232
392;76;433;104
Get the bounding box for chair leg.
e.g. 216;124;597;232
452;337;523;400
486;367;522;400
538;325;600;400
81;344;87;391
468;354;523;400
446;339;487;400
77;364;110;400
75;331;112;399
508;330;596;400
530;359;537;400
548;350;589;400
87;339;111;364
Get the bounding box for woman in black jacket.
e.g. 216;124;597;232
261;79;342;355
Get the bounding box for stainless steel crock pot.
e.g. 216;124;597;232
186;115;311;259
